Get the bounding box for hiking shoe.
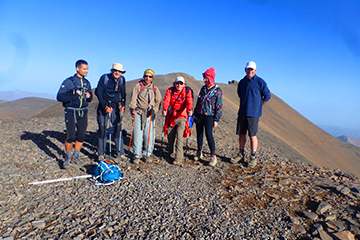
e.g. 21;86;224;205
173;158;184;166
63;154;71;168
144;156;153;163
133;158;141;164
194;151;203;161
209;155;217;167
248;156;257;168
73;154;83;165
231;154;245;164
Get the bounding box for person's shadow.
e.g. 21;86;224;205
20;130;98;169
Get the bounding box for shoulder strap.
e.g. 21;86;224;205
69;77;79;90
104;74;109;85
139;80;156;94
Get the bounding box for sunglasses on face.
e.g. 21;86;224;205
175;82;184;85
144;75;153;78
112;69;123;73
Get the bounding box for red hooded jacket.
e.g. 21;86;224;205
163;85;193;137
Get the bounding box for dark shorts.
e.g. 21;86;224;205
236;116;259;137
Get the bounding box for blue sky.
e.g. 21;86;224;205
0;0;359;131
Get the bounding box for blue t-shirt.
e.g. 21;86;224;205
237;75;271;117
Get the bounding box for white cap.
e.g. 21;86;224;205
175;76;185;83
245;61;257;69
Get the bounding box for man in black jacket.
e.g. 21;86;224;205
57;59;93;168
95;63;126;161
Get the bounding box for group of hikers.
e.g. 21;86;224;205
57;60;271;169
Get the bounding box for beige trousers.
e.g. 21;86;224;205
167;118;186;160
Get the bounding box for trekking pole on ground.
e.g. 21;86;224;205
129;113;136;149
29;174;92;185
146;113;153;157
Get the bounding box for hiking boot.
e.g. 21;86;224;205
248;156;257;168
194;151;203;161
63;153;71;168
209;155;217;167
73;154;83;165
173;158;184;166
133;158;141;164
231;154;245;164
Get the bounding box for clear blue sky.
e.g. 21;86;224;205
0;0;359;131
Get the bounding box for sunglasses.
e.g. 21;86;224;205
175;82;184;85
144;75;153;78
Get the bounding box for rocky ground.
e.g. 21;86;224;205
0;116;360;240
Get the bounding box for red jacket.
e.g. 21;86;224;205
163;86;193;136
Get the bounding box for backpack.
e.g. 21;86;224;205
95;74;125;98
171;85;194;100
139;80;157;94
93;160;123;186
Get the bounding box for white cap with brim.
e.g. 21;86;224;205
245;61;257;69
175;76;185;84
111;63;126;73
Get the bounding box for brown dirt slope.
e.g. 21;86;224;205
0;97;58;119
34;72;360;177
260;94;360;176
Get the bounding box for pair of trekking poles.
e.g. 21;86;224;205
128;113;192;160
128;110;153;158
105;108;124;163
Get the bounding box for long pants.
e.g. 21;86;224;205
195;115;216;156
131;113;155;158
97;109;124;156
65;109;88;143
167;118;186;160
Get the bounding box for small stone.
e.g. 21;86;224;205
31;220;46;229
316;201;332;215
302;211;318;220
324;214;337;221
318;228;333;240
291;224;306;234
326;221;345;232
333;230;355;240
290;216;302;225
340;187;351;195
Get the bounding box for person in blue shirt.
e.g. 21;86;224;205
95;63;127;162
57;59;93;168
232;61;271;168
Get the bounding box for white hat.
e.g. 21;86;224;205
245;61;257;69
175;76;185;84
111;63;126;73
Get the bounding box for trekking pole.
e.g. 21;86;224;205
108;112;112;162
29;174;92;185
160;116;165;159
146;113;153;157
117;110;124;162
128;113;136;149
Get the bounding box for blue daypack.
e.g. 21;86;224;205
93;160;123;186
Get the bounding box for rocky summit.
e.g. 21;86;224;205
0;115;360;240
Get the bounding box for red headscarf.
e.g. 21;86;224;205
203;67;215;85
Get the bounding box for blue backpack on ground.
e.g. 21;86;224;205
93;160;123;186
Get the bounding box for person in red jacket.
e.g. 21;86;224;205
162;76;193;166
